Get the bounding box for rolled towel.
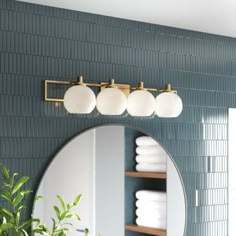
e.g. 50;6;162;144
136;200;166;210
136;146;166;155
136;217;166;230
136;190;166;202
136;208;166;219
136;163;167;172
136;136;158;146
136;155;167;164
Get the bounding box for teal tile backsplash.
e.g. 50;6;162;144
0;0;232;235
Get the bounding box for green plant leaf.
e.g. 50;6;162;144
74;213;81;221
2;183;12;189
57;195;66;211
32;228;47;234
0;206;14;220
73;194;82;206
63;213;73;218
0;223;14;231
16;205;26;213
60;211;68;220
33;223;49;235
20;228;29;236
66;203;72;210
12;176;30;194
18;219;32;230
58;231;66;236
54;206;61;221
1;189;13;206
0;195;13;206
16;211;20;226
0;163;36;236
32;218;40;224
1;216;7;224
35;195;44;201
13;192;24;208
9;173;19;188
1;188;12;199
0;163;10;180
20;189;32;196
52;218;57;232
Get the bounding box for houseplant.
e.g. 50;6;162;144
0;163;82;236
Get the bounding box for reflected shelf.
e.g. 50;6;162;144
125;224;166;236
125;171;167;179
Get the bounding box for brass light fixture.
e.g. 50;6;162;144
44;76;183;118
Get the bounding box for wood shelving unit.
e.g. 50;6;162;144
125;171;166;179
125;224;166;236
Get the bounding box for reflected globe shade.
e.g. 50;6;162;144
63;85;96;114
155;92;183;118
96;88;127;115
127;90;155;116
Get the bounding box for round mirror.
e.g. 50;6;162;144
33;125;186;236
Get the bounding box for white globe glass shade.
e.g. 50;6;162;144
155;92;183;118
127;90;155;116
63;85;96;114
96;88;127;115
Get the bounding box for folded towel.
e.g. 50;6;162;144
136;136;158;146
137;207;167;216
136;146;166;155
136;163;167;172
136;155;167;164
136;190;167;202
136;208;166;219
136;200;167;210
136;217;166;230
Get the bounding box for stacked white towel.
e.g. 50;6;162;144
135;136;167;172
135;190;167;230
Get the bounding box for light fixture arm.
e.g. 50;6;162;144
44;75;183;118
44;77;177;102
130;82;176;93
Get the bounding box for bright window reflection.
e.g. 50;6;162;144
228;109;236;236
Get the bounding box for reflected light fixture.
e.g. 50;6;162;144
44;76;183;118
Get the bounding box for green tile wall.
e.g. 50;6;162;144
0;0;232;235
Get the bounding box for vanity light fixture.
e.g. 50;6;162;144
63;76;96;114
96;79;127;115
44;76;183;118
127;81;156;117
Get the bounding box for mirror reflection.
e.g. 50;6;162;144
33;125;186;236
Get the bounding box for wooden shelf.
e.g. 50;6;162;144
125;224;166;236
125;171;166;179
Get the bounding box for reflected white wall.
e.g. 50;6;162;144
167;156;186;236
95;126;125;236
33;126;125;236
33;130;95;235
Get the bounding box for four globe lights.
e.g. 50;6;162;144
45;76;183;118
